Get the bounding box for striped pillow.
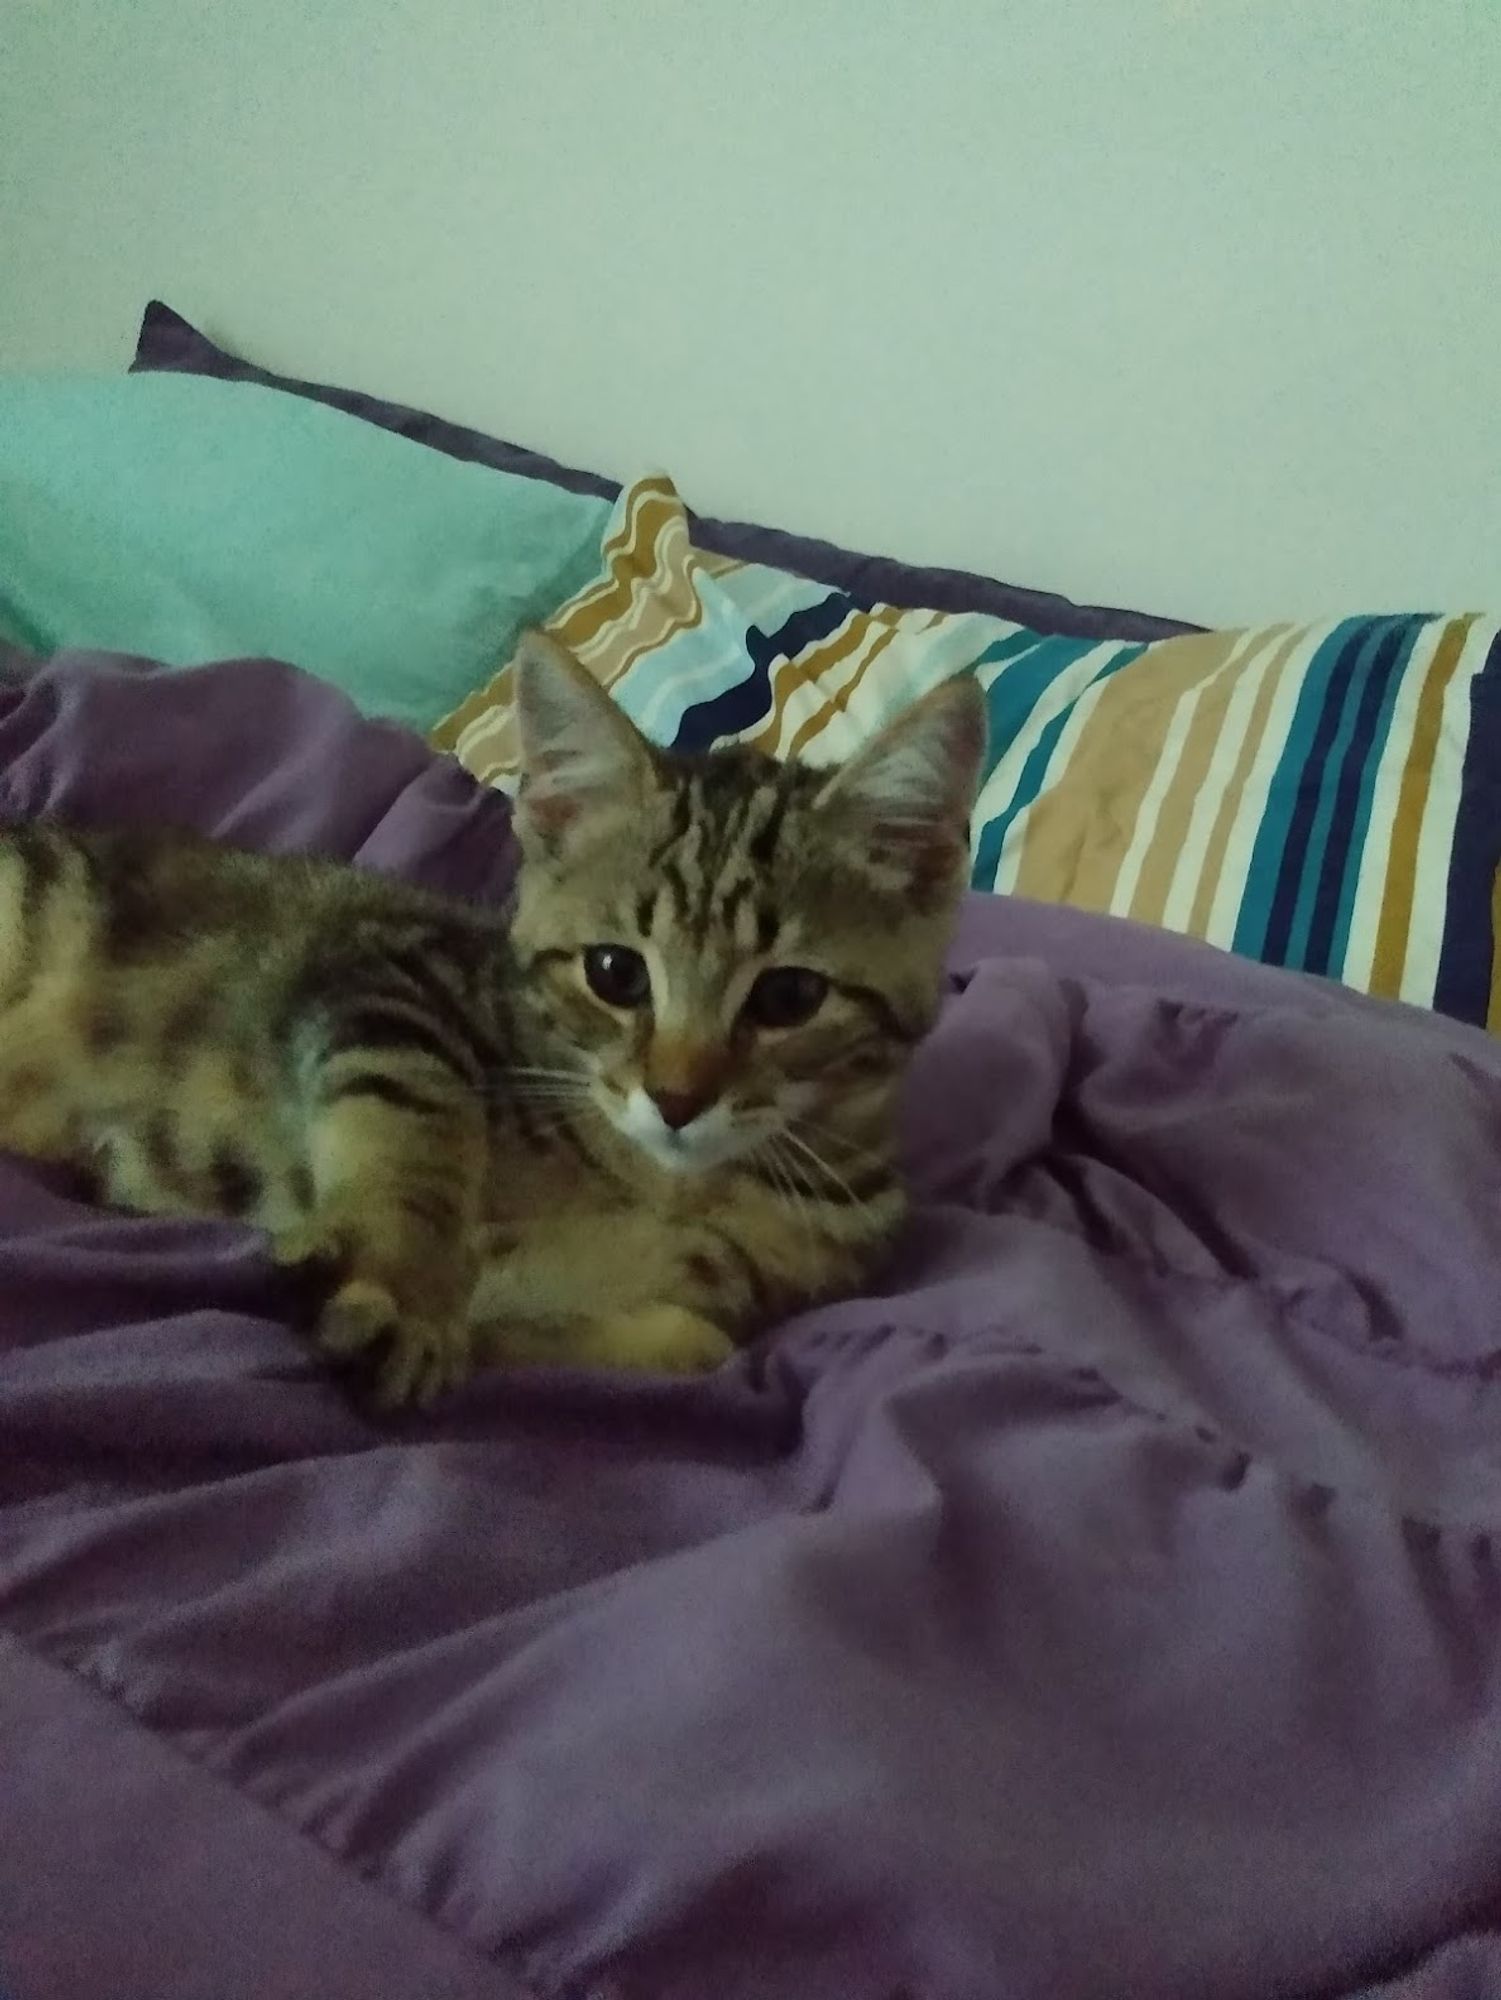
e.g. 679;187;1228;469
434;476;1501;1027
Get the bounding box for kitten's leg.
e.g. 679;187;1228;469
482;1301;735;1375
590;1306;736;1373
468;1212;740;1376
278;1089;486;1407
91;1125;207;1217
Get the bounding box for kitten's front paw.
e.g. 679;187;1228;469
272;1212;474;1408
270;1216;342;1276
317;1280;472;1409
593;1304;736;1376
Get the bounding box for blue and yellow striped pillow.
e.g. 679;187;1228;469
434;476;1501;1026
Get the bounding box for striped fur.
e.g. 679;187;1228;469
434;475;1501;1026
0;640;983;1405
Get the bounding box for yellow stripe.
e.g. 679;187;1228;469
445;662;519;777
552;479;684;650
1367;614;1477;1000
559;551;707;687
1011;628;1242;910
752;609;913;759
429;658;509;750
775;607;951;761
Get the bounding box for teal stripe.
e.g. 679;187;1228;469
1282;618;1406;967
970;638;1145;888
974;625;1062;683
1230;618;1369;962
1322;617;1426;974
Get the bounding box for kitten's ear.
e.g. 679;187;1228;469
511;630;654;849
816;675;987;895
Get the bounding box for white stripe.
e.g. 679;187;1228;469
1109;673;1216;918
1158;627;1289;935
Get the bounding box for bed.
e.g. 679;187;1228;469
2;312;1500;2000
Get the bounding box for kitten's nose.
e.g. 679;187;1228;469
649;1087;710;1132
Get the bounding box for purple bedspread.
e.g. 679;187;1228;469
3;652;1500;2000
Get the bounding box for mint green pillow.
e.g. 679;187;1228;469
0;374;611;730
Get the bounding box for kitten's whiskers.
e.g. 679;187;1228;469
793;1115;882;1164
756;1134;817;1242
781;1127;867;1211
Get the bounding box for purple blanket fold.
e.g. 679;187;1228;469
2;653;1500;2000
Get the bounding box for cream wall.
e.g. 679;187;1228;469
1;0;1498;626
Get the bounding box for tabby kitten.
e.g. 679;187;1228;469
0;633;985;1405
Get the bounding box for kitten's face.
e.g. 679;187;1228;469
506;635;986;1180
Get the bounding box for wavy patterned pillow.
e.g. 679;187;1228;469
433;476;1501;1027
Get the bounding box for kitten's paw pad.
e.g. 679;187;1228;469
598;1305;736;1376
317;1281;470;1409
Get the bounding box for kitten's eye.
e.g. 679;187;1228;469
582;944;650;1009
744;966;829;1030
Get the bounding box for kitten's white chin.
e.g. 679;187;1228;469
612;1086;761;1175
